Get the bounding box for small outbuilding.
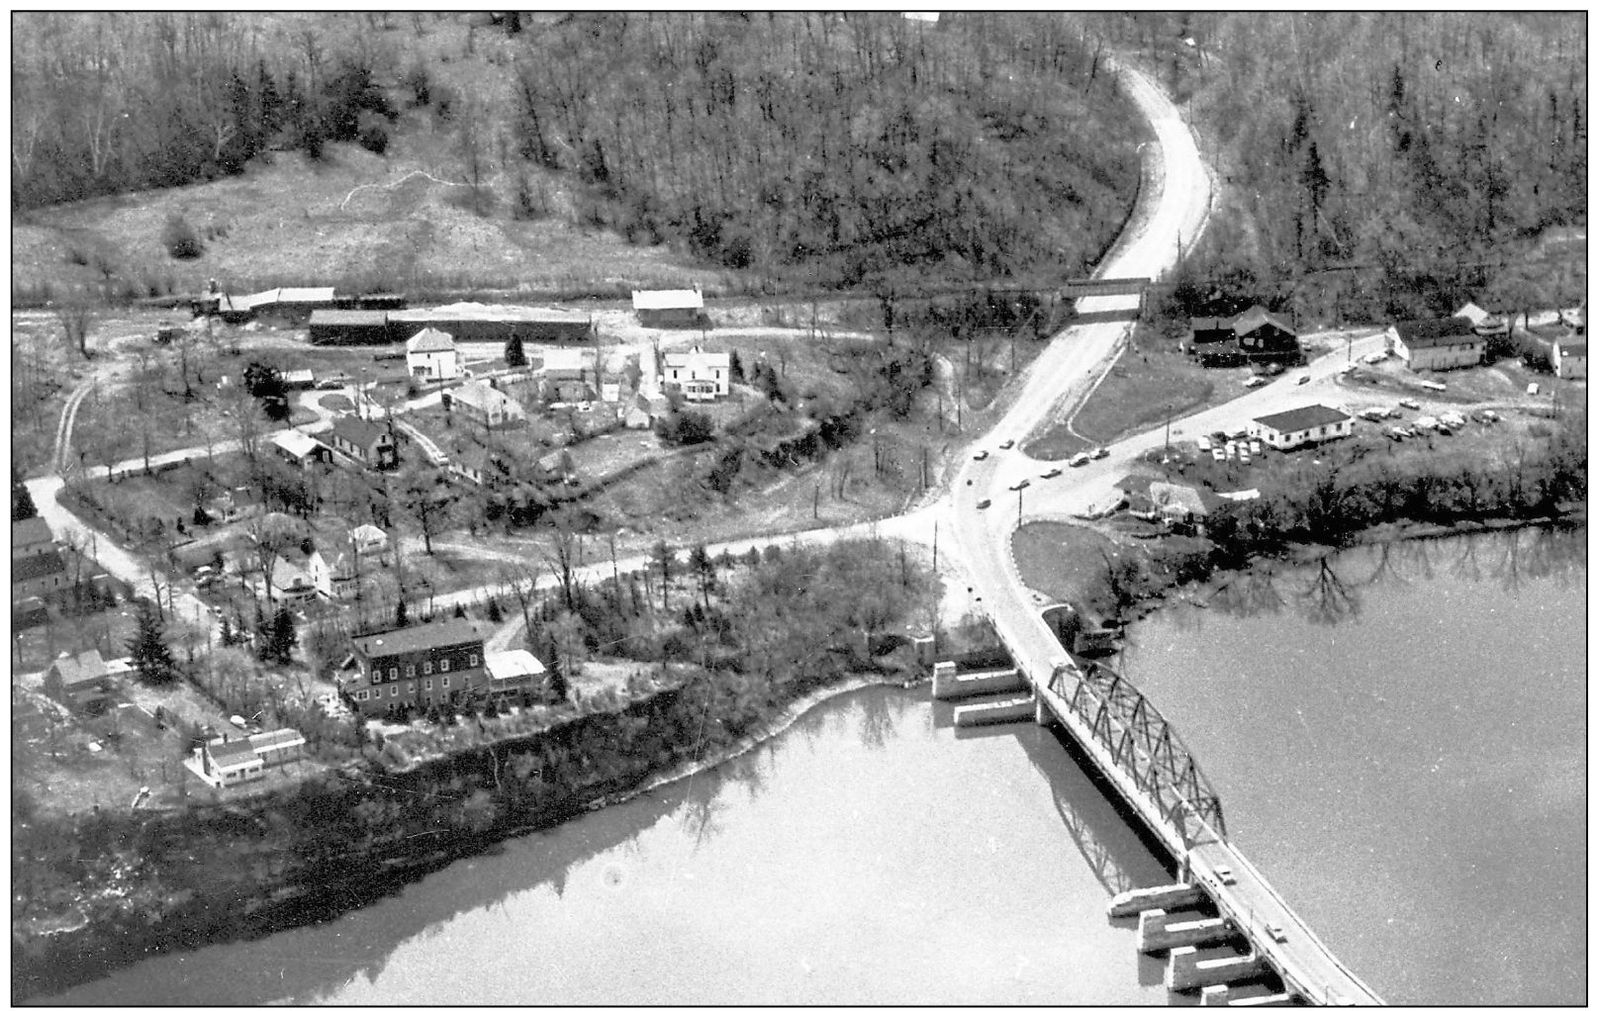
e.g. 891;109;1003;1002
269;429;331;468
632;287;705;328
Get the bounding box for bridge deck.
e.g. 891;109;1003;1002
1029;671;1383;1006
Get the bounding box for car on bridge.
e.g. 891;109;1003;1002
976;498;991;510
999;439;1015;450
1216;865;1237;885
1069;452;1090;467
1265;923;1288;943
1041;467;1062;479
973;449;989;461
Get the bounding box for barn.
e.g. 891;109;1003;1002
388;303;594;343
309;310;393;345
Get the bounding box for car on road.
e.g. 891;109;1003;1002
973;449;989;461
1069;452;1090;467
976;498;991;510
1041;468;1062;479
999;439;1015;450
1265;923;1288;943
1295;374;1311;385
1398;398;1420;410
1010;479;1031;491
1216;865;1237;885
1244;375;1269;388
1090;446;1109;459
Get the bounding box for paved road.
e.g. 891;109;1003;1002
938;56;1382;1005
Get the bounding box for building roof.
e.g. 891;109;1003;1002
310;309;390;328
249;728;305;752
632;288;705;312
13;516;53;548
1148;481;1210;518
272;554;313;590
209;738;264;769
390;303;592;326
406;327;457;354
1253;404;1353;433
351;619;483;659
449;379;522;415
663;346;731;369
1190;316;1232;331
486;649;547;682
1453;301;1491;326
1230;305;1296;337
270;429;325;458
13;549;66;583
540;348;595;375
330;416;391;449
350;523;389;546
1394;317;1476;348
1557;333;1587;357
275;287;337;305
50;649;108;688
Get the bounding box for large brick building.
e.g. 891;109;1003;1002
346;619;487;717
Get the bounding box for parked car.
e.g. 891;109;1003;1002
1069;452;1090;467
1042;468;1062;479
999;439;1015;450
1398;398;1420;410
315;374;350;390
1090;446;1109;460
1249;439;1262;454
1244;375;1269;388
1196;436;1212;452
1296;374;1311;385
1421;379;1448;391
976;498;992;510
973;449;989;461
1211;447;1225;462
1010;479;1031;492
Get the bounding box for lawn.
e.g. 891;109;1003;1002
1011;521;1125;606
1028;328;1237;460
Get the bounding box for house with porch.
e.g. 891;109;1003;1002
485;649;547;697
1387;317;1483;371
307;547;360;600
662;346;732;401
269;553;318;602
327;417;399;470
1249;404;1355;450
405;328;459;382
43;649;113;710
1229;306;1301;363
345;619;487;717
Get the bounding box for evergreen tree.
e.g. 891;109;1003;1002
12;468;38;521
218;615;234;647
729;349;746;382
127;603;178;686
395;597;409;627
505;332;528;368
270;606;297;664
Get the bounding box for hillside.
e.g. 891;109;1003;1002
12;12;1143;306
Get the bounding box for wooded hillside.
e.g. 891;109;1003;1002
1086;12;1587;321
11;12;1142;297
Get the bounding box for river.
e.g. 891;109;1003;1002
1122;525;1587;1006
44;687;1183;1005
41;527;1585;1006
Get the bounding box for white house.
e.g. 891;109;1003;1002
485;649;548;697
405;327;459;381
307;547;359;600
1249;405;1355;450
350;524;389;557
662;345;731;401
1551;333;1587;379
1387;317;1484;371
269;554;318;602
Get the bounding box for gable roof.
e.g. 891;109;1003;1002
330;416;391;449
406;327;456;354
632;288;704;312
208;738;263;769
390;303;592;326
1189;316;1233;332
13;549;66;582
50;649;108;688
270;429;325;458
1229;305;1296;337
540;348;595;375
249;728;305;753
350;523;389;546
1148;481;1211;517
310;309;389;328
449;379;522;414
351;619;484;660
663;347;732;369
1394;317;1476;348
1453;301;1490;326
13;516;53;548
1253;404;1352;433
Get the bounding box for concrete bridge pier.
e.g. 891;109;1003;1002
1199;985;1296;1007
1108;882;1206;918
1137;908;1240;953
1035;693;1057;727
1167;946;1269;991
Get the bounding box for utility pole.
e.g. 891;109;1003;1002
1017;485;1025;522
932;518;938;573
1163;404;1173;463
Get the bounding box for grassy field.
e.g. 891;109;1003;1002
1011;522;1126;606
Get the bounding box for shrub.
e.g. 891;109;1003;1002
357;114;390;155
162;214;204;260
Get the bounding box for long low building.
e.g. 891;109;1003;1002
1248;404;1355;450
308;303;594;345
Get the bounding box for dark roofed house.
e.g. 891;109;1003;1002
1249;404;1354;450
43;649;113;709
1188;316;1235;347
1388;317;1483;372
12;517;54;559
346;619;487;717
1230;306;1301;362
13;548;68;599
327;417;399;470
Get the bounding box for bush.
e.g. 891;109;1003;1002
162;214;204;260
357;115;390;156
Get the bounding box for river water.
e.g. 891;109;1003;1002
42;527;1585;1006
1122;525;1587;1006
